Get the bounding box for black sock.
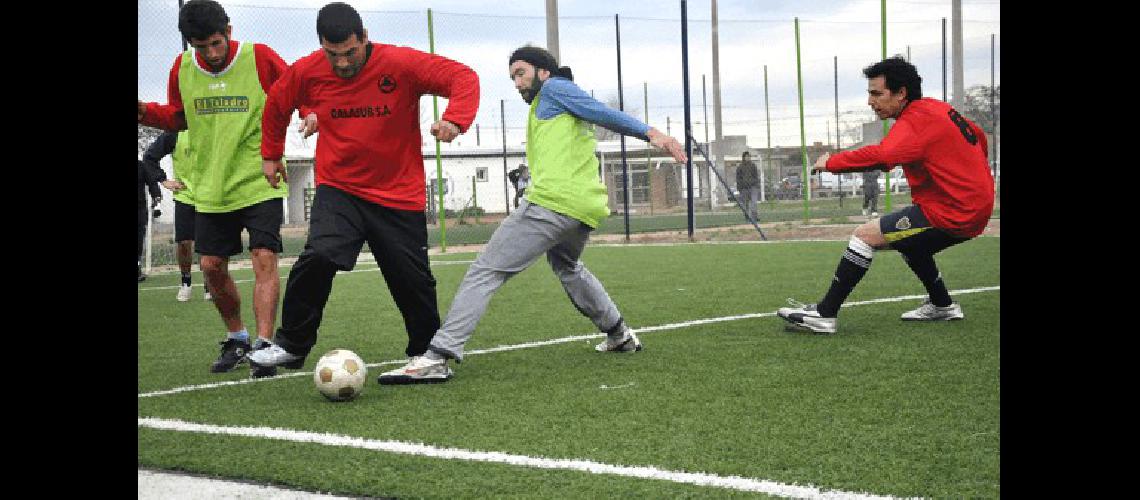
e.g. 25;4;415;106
817;237;874;317
181;272;192;287
902;253;952;307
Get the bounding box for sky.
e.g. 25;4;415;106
138;0;999;151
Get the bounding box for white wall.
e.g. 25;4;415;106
423;155;523;214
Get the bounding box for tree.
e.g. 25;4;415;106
958;84;1000;135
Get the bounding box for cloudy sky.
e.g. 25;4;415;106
138;0;999;150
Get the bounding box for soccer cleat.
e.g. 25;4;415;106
901;299;964;321
248;341;280;378
777;299;837;334
248;342;305;370
861;209;868;216
176;284;192;302
377;355;453;385
594;326;643;352
210;339;252;373
871;211;879;217
203;289;213;301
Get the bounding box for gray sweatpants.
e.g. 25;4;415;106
429;199;623;361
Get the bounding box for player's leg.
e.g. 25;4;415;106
778;209;890;334
196;210;250;372
364;206;440;357
542;213;638;353
174;200;196;301
366;202;455;385
252;186;366;370
885;208;971;321
138;201;148;282
420;200;559;365
748;187;760;221
241;199;284;343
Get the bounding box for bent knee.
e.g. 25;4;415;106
199;256;228;274
853;221;888;249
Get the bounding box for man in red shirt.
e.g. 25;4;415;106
778;56;994;334
137;0;302;378
249;2;479;376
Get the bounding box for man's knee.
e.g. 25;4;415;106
298;246;348;272
853;221;888;249
549;257;583;281
200;256;228;275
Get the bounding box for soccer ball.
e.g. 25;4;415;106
313;349;367;402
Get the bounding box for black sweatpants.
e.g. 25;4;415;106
273;184;440;358
138;200;148;265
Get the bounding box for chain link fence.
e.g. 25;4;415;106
139;1;998;269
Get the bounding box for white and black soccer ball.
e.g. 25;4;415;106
313;349;367;402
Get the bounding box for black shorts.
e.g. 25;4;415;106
879;204;970;255
195;198;284;257
174;199;197;242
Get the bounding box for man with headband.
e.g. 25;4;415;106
376;45;687;384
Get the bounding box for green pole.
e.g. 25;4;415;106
644;81;652;215
795;17;809;221
881;0;892;212
472;175;478;224
429;8;446;252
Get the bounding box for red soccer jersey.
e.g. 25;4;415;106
261;43;480;211
139;41;291;131
826;98;994;237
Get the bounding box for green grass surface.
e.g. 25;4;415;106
138;237;999;498
146;193;1003;265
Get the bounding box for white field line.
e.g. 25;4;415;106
138;285;998;399
137;417;902;499
137;260;474;291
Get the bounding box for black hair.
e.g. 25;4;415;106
317;2;366;44
863;56;922;101
742;151;751;157
509;45;574;81
178;0;229;42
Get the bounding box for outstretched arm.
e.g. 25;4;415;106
541;79;686;163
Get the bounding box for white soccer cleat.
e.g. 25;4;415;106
248;342;305;369
901;299;964;321
204;289;213;301
176;284;192;302
777;299;837;334
595;326;643;352
377;355;452;385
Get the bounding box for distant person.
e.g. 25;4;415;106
372;45;688;384
138;0;297;378
509;163;530;208
138;158;166;282
862;169;880;217
778;56;994;334
247;2;480;377
142;130;212;301
735;151;759;222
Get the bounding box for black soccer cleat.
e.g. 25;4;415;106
210;339;251;373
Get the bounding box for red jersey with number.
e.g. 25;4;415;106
261;43;480;211
826;98;994;237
